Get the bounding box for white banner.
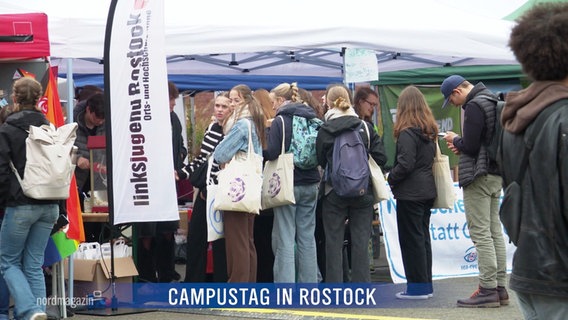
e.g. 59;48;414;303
378;183;516;284
106;0;178;224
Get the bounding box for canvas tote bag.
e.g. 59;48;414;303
363;122;389;203
432;141;455;209
261;116;295;210
204;157;224;241
214;119;263;214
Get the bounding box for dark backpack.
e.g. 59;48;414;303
477;94;505;163
329;122;370;197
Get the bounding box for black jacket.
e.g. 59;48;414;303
388;128;436;200
0;109;58;207
171;111;188;171
263;102;321;185
316;113;387;194
500;82;568;298
74;108;105;190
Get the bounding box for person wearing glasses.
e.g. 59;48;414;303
353;87;381;275
353;87;380;124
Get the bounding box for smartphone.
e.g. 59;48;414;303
438;132;446;137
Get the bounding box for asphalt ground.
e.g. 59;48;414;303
67;241;523;320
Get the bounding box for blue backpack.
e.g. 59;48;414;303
329;122;370;197
287;115;322;170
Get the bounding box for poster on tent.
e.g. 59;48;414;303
377;184;516;284
344;48;378;83
105;0;178;224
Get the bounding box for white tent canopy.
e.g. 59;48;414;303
2;0;524;87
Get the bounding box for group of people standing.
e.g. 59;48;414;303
0;3;565;320
176;6;568;320
176;82;390;284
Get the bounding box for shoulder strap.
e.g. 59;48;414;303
513;99;567;183
362;120;370;150
476;94;499;102
278;115;285;155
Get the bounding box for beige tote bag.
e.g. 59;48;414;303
261;116;296;210
363;122;390;203
214;119;263;214
432;141;455;209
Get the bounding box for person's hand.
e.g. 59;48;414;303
447;142;460;155
443;131;458;144
174;170;179;181
93;162;107;174
77;156;90;170
443;131;460;155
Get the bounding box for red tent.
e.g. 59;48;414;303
0;13;49;59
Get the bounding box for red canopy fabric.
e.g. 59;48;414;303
0;13;49;59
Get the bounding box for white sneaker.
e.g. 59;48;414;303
395;291;430;300
30;312;47;320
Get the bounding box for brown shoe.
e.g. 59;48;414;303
457;286;500;308
497;286;510;306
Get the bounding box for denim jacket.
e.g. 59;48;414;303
213;118;262;164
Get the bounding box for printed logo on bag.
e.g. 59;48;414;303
208;201;224;234
228;178;246;202
268;172;281;198
463;246;478;263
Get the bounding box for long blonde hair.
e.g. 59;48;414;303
393;86;438;139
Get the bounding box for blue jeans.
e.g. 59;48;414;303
272;184;319;283
0;204;58;320
0;218;8;320
0;273;7;320
516;290;568;320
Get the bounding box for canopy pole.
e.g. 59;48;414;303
66;58;74;123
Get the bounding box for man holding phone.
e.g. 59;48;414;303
440;75;507;308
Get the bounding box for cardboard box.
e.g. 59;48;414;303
65;257;138;303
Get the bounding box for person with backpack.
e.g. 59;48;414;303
388;86;438;299
315;85;386;283
440;75;508;307
0;105;13;320
0;77;58;320
263;82;322;283
500;4;568;319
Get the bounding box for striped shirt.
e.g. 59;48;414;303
179;122;224;185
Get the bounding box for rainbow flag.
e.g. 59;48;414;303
42;66;85;266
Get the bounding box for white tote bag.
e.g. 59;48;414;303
363;122;389;203
214;119;263;214
261;116;295;210
432;141;456;209
204;157;224;241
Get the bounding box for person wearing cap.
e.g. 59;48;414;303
501;3;568;319
440;75;508;308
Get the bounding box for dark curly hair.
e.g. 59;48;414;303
508;2;568;81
